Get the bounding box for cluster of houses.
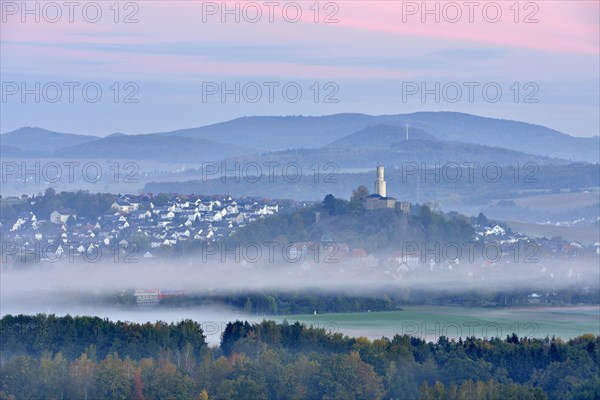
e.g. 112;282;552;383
1;194;284;263
277;220;599;278
1;190;598;276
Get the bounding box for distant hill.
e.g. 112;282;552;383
164;112;598;162
0;127;97;155
52;134;256;163
225;139;566;169
163;113;377;150
377;112;599;163
0;145;24;157
325;124;437;149
3;112;597;162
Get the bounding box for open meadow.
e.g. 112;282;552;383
275;305;600;343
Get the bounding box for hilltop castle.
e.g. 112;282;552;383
364;165;410;213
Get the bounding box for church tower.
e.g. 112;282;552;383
375;165;386;197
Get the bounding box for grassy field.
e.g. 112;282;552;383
505;191;599;212
503;220;599;244
493;190;599;244
3;304;597;346
273;305;600;342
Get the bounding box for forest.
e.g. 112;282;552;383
228;194;475;253
1;315;598;399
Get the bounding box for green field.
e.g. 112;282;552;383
272;305;600;342
503;220;599;244
506;191;599;212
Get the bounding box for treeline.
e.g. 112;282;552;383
216;291;398;315
119;286;599;316
0;188;115;222
1;315;599;399
0;315;206;361
198;289;600;315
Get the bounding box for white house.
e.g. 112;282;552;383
50;210;76;224
111;200;138;213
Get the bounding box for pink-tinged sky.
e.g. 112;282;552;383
1;1;598;136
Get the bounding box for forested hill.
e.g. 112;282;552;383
229;195;474;253
1;315;599;399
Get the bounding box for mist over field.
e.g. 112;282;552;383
2;259;599;349
2;257;597;307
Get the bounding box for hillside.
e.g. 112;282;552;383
163;112;598;162
162;113;375;150
222;139;565;169
0;145;24;157
325;124;437;148
228;199;474;253
378;112;600;163
52;134;256;162
0;127;96;155
3;112;597;162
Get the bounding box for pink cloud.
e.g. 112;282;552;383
334;1;598;55
2;0;598;82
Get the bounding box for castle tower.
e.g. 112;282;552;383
375;165;386;197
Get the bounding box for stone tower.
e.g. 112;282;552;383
375;165;386;197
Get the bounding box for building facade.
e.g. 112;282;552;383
364;165;398;210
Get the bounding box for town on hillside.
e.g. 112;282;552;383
1;192;286;262
2;167;598;274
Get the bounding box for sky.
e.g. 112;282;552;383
1;0;599;137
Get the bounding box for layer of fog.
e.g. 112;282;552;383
2;257;597;309
2;257;597;292
2;258;598;344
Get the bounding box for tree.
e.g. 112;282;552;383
351;185;370;203
244;298;253;314
196;389;209;400
144;360;196;400
476;212;489;226
420;204;432;227
153;193;170;206
128;231;150;251
215;376;268;400
66;215;77;228
133;369;145;400
257;349;285;399
69;353;96;400
346;352;384;400
221;321;253;356
39;352;68;400
0;355;40;399
322;194;336;215
94;353;132;400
